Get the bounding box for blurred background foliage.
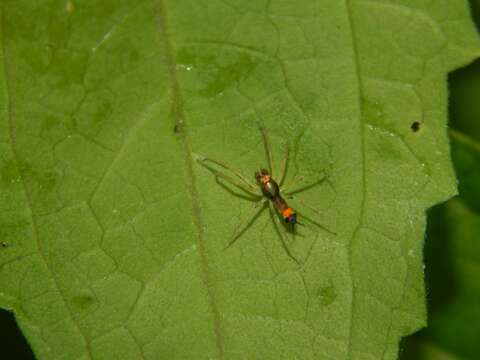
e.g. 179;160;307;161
1;1;480;359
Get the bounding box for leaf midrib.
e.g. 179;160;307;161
345;0;367;357
155;0;225;358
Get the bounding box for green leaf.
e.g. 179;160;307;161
0;1;479;359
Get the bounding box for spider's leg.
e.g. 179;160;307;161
296;210;336;236
283;173;328;196
225;199;268;250
196;154;257;190
278;141;290;187
215;176;261;202
211;170;260;198
289;197;336;236
268;202;301;265
197;159;261;198
260;126;275;176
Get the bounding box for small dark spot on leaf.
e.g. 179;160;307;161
174;124;182;134
71;294;95;310
317;284;336;306
0;160;21;188
177;47;258;98
411;121;421;133
362;98;385;127
1;241;8;248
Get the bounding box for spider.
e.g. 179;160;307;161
196;127;335;263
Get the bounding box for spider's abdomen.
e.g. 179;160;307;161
272;196;297;224
282;207;297;224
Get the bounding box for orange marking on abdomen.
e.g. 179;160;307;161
282;207;294;218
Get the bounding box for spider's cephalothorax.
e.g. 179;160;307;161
255;168;279;199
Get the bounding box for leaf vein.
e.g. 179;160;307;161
344;0;368;357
